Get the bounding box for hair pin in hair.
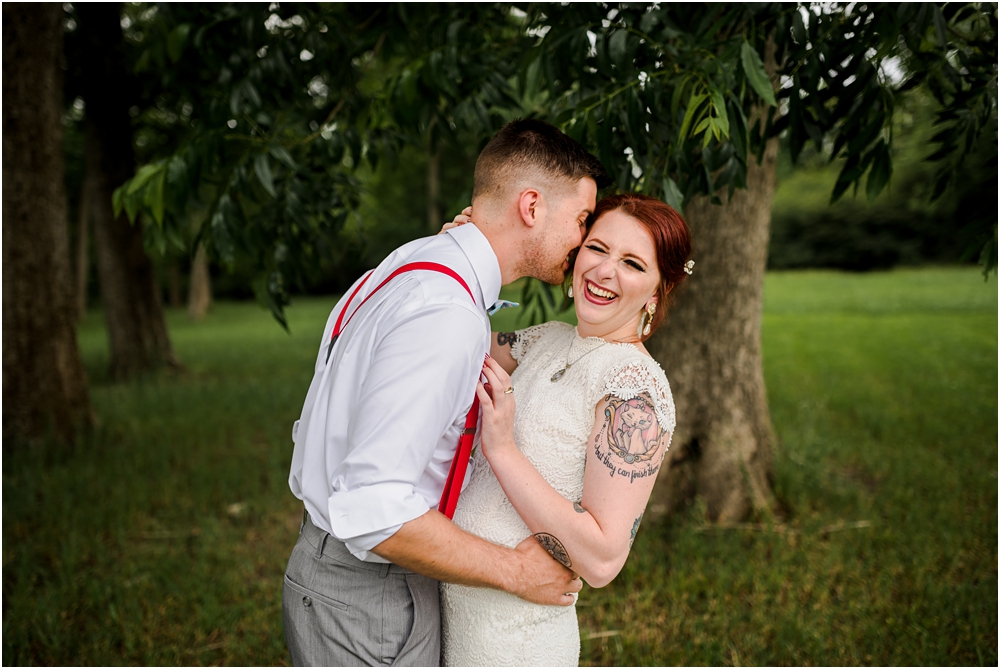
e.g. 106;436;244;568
684;260;695;275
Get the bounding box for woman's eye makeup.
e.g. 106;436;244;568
585;243;645;270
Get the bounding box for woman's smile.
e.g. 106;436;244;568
583;279;618;304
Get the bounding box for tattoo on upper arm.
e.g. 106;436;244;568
497;332;518;348
629;513;643;547
534;532;572;569
592;394;667;483
573;502;587;514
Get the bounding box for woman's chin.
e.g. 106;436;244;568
574;309;617;335
577;297;621;319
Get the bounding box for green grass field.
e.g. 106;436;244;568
3;267;996;665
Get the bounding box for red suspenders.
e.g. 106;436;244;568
327;261;481;520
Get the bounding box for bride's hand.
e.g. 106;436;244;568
438;206;473;234
476;356;517;461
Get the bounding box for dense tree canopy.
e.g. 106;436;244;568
113;2;996;324
107;4;536;324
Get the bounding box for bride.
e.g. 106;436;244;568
439;193;693;666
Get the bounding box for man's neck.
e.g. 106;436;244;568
469;214;523;287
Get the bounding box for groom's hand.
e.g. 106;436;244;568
372;509;580;606
509;535;583;606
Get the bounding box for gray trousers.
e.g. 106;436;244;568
283;513;441;667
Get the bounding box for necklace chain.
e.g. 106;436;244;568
550;337;607;382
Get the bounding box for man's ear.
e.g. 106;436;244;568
517;189;542;228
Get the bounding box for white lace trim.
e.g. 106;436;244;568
508;321;562;362
601;360;677;440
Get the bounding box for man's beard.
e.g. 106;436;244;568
519;223;575;285
521;246;570;285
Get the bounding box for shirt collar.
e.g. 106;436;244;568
446;224;502;309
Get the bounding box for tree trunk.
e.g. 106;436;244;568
167;260;184;309
77;3;178;380
647;136;780;522
75;168;94;320
2;3;93;445
187;244;212;319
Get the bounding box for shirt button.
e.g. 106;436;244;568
302;596;312;608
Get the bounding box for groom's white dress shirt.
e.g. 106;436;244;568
288;224;501;563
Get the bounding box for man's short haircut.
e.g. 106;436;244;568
472;119;611;202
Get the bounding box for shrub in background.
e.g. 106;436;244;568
769;90;997;272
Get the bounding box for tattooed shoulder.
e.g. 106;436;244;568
497;332;518;347
592;393;667;484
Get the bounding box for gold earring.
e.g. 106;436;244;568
639;303;655;337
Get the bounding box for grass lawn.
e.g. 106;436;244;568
3;267;996;665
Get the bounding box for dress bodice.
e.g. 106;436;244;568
452;320;676;549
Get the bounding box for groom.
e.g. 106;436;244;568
283;119;609;666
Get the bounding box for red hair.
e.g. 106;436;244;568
587;193;692;339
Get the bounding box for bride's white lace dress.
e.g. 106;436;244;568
440;321;675;666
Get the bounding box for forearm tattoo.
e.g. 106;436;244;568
534;532;572;569
497;332;518;348
593;394;667;483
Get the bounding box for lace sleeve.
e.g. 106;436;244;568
600;358;676;439
509;321;567;362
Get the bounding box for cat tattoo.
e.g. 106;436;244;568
593;394;667;483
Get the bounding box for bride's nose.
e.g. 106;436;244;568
594;257;616;281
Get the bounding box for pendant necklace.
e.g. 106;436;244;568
550;337;608;382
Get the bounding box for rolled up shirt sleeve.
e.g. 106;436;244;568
325;301;484;558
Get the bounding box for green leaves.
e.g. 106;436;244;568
708;87;730;138
269;145;297;171
145;169;166;227
680;93;708;142
865;140;892;202
518;275;562;326
740;40;776;107
126;164;161;197
115;162;168;227
608;29;630;71
105;1;998;330
661;176;685;214
254;153;276;198
167;23;191;62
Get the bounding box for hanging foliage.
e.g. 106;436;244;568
114;3;997;325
